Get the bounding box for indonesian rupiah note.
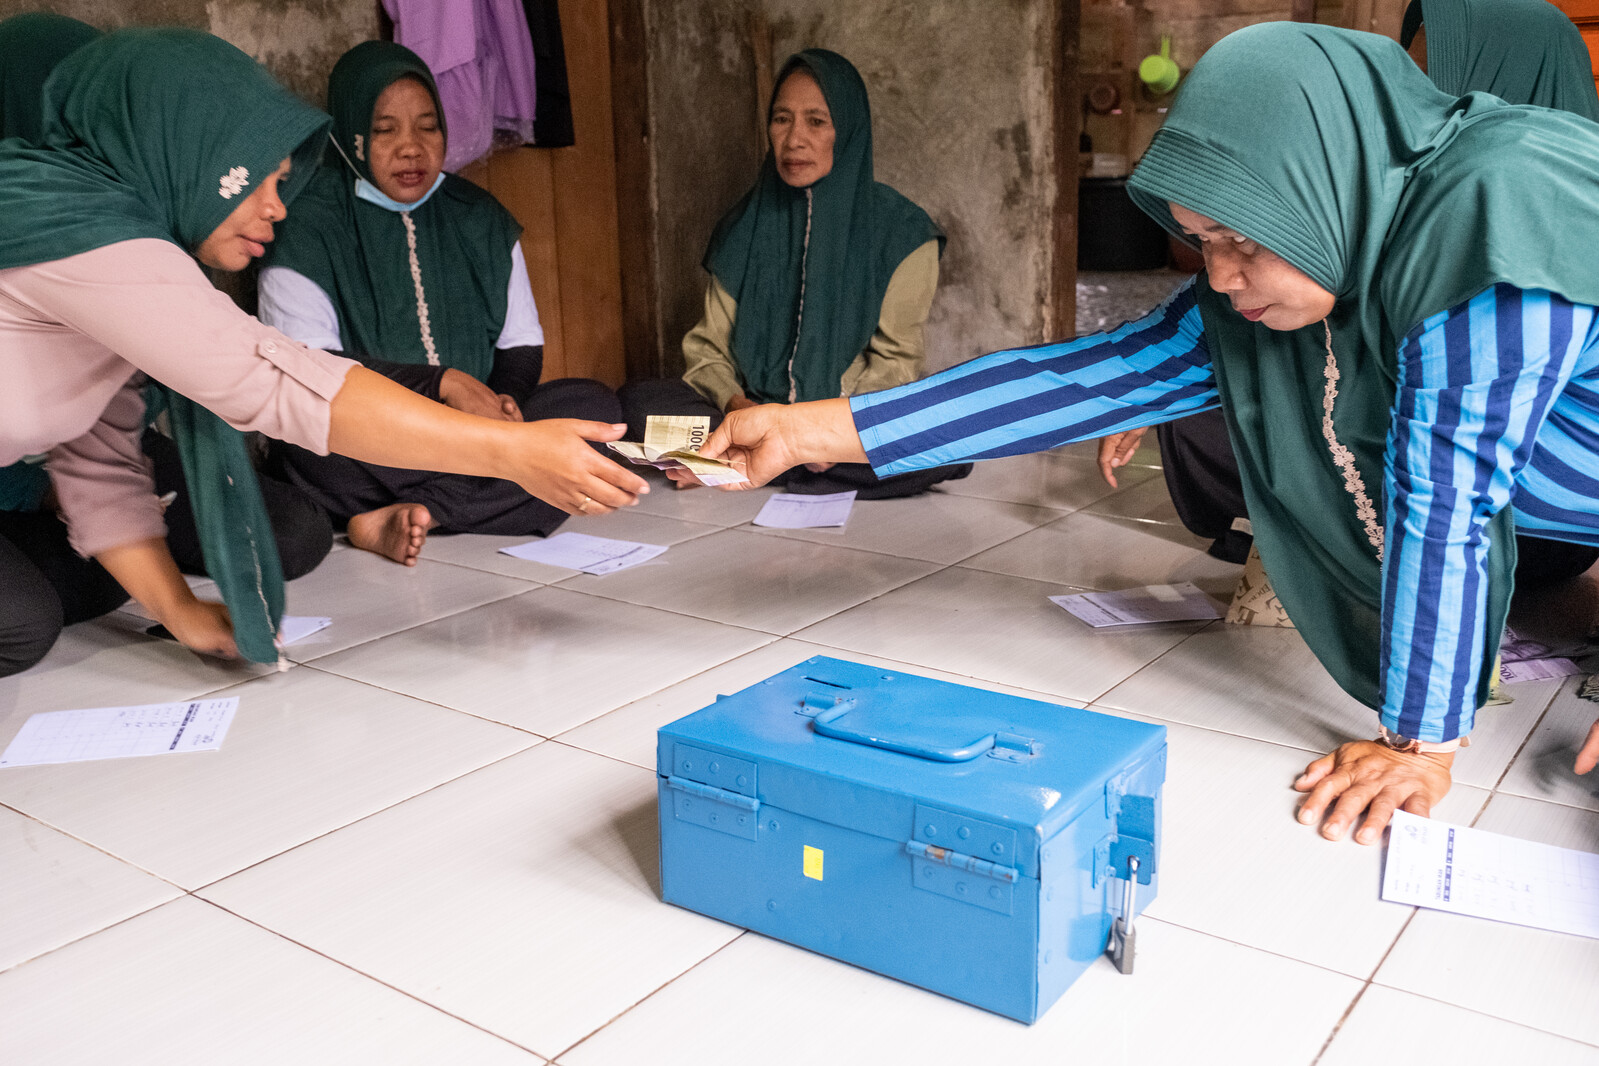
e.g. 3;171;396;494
606;415;747;485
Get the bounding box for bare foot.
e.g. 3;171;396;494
347;503;433;565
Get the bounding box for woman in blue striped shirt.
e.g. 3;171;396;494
682;24;1599;845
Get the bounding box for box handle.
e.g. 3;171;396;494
810;704;1033;763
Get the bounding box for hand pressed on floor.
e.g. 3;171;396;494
1292;741;1454;845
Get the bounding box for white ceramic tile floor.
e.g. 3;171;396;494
2;440;1595;1064
747;489;1065;564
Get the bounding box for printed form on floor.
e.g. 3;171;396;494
1050;582;1223;627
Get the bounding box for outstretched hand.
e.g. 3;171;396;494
507;419;648;515
1292;741;1454;845
1096;427;1149;488
669;398;867;489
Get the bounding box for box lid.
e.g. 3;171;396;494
658;657;1166;878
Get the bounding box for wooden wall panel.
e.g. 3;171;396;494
490;151;568;380
547;0;626;389
463;0;627;389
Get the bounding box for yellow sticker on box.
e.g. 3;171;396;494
803;845;824;881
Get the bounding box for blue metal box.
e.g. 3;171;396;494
656;656;1166;1023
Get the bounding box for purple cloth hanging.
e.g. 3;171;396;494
384;0;538;170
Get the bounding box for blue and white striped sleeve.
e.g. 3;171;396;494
1383;285;1594;742
850;277;1215;475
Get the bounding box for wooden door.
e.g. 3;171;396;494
461;0;626;388
1554;0;1599;97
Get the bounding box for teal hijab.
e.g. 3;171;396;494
0;12;100;143
1128;24;1599;712
705;49;944;405
1402;0;1599;118
0;29;332;664
269;41;520;382
0;13;100;513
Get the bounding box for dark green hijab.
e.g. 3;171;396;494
0;28;332;664
0;12;100;143
704;49;944;405
1128;23;1599;714
268;41;521;382
1402;0;1599;119
0;13;100;513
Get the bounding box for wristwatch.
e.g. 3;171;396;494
1376;724;1463;754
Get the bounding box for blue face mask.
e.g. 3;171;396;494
354;172;445;212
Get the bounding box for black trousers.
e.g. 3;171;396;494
272;378;623;537
1157;408;1599;584
144;430;333;581
0;511;129;678
0;435;335;678
618;377;972;501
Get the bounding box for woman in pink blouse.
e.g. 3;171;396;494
0;28;646;676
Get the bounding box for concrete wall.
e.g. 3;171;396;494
641;0;1062;376
638;0;766;372
0;1;378;105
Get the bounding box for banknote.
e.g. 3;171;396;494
607;415;747;485
644;414;710;456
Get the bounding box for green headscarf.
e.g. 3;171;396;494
1402;0;1599;119
0;12;100;143
268;41;521;382
704;49;944;405
0;28;333;664
0;13;100;513
1128;23;1599;713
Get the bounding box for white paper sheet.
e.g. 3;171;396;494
499;532;668;575
1049;582;1222;627
1382;810;1599;939
752;491;856;529
0;698;240;768
1500;657;1584;684
277;616;332;646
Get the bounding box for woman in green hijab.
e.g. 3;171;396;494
680;24;1599;845
262;41;623;563
619;49;969;499
1105;0;1599;585
0;28;646;678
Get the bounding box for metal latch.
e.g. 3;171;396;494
1106;855;1140;974
665;775;760;840
907;839;1020;915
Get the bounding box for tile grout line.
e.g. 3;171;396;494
187;895;546;1058
547;932;750;1063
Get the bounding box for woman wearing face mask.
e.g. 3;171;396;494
618;49;969;499
259;41;622;565
0;28;646;677
1102;0;1599;590
679;24;1599;846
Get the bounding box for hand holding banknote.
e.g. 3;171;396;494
667;399;868;489
607;415;749;486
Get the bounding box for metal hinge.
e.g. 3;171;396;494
906;840;1020;882
665;775;760;840
907;839;1020;915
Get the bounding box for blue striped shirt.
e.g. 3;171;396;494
851;278;1599;742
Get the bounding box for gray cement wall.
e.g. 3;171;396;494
0;1;378;105
639;0;765;372
642;0;1061;376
